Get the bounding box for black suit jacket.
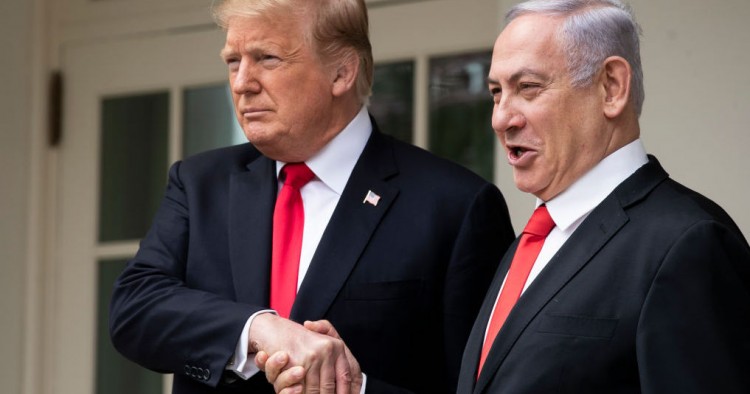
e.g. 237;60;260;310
110;127;515;393
458;156;750;394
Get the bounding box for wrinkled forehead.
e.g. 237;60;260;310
497;14;563;57
490;15;565;77
221;10;310;46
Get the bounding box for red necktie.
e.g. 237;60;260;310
477;205;555;378
270;163;315;318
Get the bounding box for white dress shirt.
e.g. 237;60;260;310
485;139;649;339
228;107;372;385
281;107;372;286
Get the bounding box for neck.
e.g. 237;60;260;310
276;100;362;163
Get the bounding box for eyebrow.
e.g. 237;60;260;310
219;47;234;59
487;68;549;85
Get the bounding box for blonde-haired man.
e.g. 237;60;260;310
109;1;514;393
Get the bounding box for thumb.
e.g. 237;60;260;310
254;350;270;371
304;319;341;339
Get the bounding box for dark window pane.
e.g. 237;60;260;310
99;92;169;242
183;84;245;157
370;61;414;143
429;51;494;181
96;259;162;394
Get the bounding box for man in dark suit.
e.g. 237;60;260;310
108;0;514;393
458;0;750;393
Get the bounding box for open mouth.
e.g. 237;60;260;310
509;146;528;159
506;143;537;165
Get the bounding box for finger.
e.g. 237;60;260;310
273;365;305;394
334;347;352;394
279;386;303;394
320;355;339;394
304;351;322;394
265;351;290;384
343;346;362;393
255;351;270;371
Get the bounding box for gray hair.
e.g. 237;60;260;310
507;0;644;116
212;0;374;105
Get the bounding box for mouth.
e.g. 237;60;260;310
510;146;525;158
241;108;270;118
508;145;531;159
506;143;537;166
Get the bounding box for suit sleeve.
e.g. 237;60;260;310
637;220;750;393
109;161;262;388
440;182;515;392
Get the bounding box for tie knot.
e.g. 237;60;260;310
523;205;555;237
281;163;315;189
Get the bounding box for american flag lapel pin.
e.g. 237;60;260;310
363;190;381;207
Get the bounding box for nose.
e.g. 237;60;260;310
491;99;525;135
231;62;262;95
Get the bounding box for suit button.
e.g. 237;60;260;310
203;369;211;381
184;365;191;375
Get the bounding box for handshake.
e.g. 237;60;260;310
249;314;363;394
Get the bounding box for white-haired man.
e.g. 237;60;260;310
457;0;750;393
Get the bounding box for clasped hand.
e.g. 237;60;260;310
250;315;362;394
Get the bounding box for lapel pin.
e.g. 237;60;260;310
363;190;381;207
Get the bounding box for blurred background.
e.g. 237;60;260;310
1;0;748;393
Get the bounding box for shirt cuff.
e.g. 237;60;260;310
225;309;276;380
360;373;367;394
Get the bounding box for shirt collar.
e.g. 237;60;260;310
276;106;372;195
540;139;649;231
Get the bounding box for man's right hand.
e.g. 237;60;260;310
249;313;355;394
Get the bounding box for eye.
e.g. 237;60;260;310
519;82;543;98
519;82;542;92
257;53;281;67
223;57;240;72
489;86;502;102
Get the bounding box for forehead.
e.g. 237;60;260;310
222;13;307;51
489;14;565;80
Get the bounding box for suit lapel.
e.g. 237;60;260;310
457;239;519;394
472;156;668;393
474;197;628;392
290;131;399;322
228;155;277;305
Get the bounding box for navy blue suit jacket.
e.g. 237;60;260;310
110;127;515;393
458;157;750;394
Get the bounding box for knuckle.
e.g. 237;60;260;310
324;340;336;354
339;370;352;383
315;338;335;355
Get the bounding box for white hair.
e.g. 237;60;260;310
507;0;645;116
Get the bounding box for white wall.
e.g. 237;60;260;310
495;0;750;236
637;0;750;234
0;0;32;392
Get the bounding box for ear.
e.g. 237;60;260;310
600;56;631;119
331;50;359;98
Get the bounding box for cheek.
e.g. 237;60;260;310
232;95;242;113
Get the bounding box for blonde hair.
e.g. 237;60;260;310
212;0;373;105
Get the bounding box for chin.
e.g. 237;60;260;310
512;172;533;192
514;180;548;201
513;182;535;195
243;127;276;143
